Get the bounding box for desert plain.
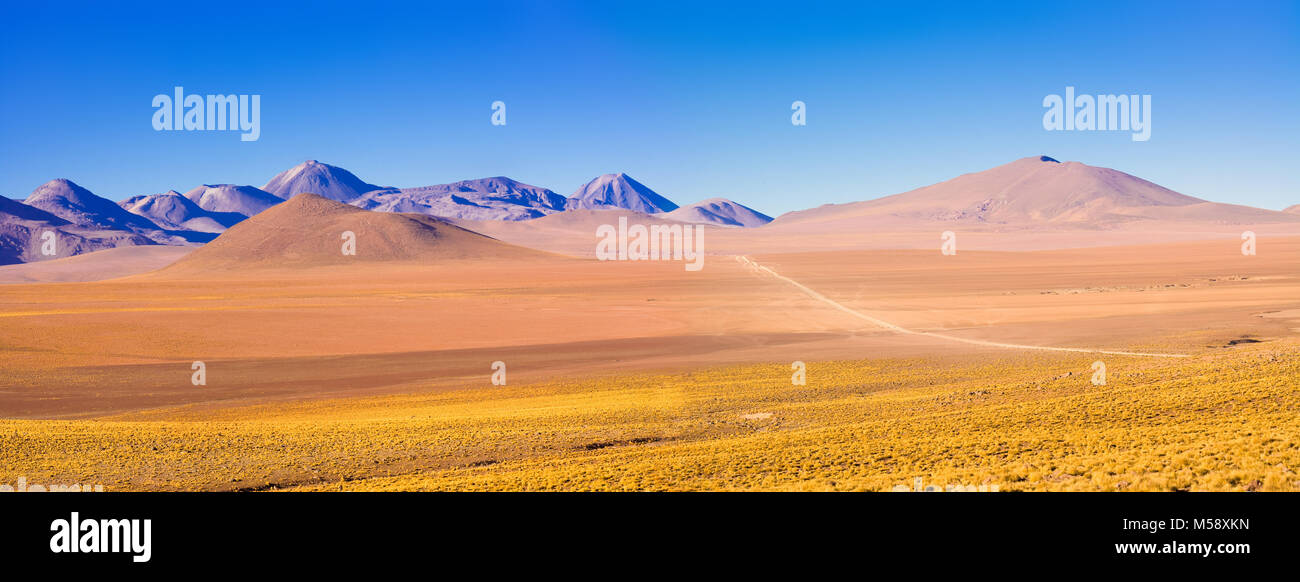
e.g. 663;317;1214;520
1;190;1297;491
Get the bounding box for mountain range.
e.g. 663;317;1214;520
6;155;1296;266
1;190;156;265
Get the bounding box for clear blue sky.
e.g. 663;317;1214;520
1;0;1296;215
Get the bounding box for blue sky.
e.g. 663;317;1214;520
1;0;1296;215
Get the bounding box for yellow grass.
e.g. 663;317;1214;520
3;339;1296;492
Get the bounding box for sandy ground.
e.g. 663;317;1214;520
460;210;1300;257
0;246;194;284
1;236;1296;419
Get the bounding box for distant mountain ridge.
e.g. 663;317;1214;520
13;154;1292;266
353;176;567;221
774;156;1300;227
1;192;156;265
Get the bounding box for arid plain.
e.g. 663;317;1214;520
2;189;1298;490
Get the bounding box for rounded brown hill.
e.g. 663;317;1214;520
157;193;554;273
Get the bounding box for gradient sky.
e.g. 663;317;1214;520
1;0;1296;215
